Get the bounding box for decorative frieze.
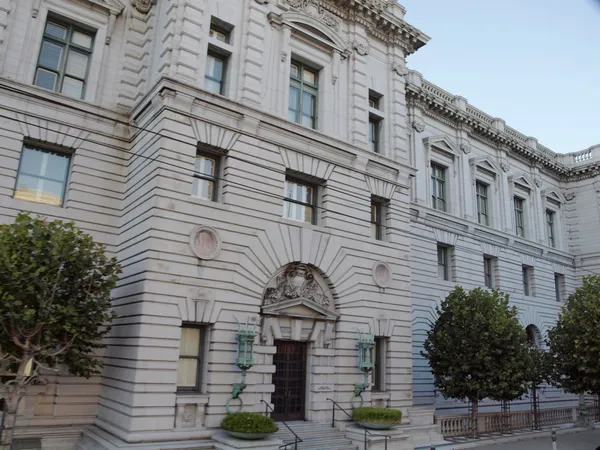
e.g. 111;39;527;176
132;0;156;13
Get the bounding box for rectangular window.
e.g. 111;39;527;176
514;197;525;237
431;164;446;211
554;273;565;302
483;256;495;289
192;153;218;201
209;24;229;43
177;325;206;391
476;182;489;226
547;210;556;248
14;145;71;206
372;337;385;391
369;95;380;110
437;245;450;281
205;51;227;95
289;61;318;129
368;118;380;153
522;265;532;296
34;18;95;99
283;178;316;224
371;198;384;240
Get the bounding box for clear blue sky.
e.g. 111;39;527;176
400;0;600;154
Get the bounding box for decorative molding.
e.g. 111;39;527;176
499;158;511;173
256;0;269;3
460;143;471;154
132;0;156;13
480;242;501;257
353;40;370;56
190;121;241;151
283;0;341;31
432;228;458;246
412;120;425;133
32;0;42;17
392;62;408;77
519;254;537;267
263;264;333;310
364;175;397;200
534;176;543;188
564;192;576;201
372;261;392;288
279;147;335;180
189;226;222;260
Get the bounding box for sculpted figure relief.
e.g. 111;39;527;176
264;264;331;308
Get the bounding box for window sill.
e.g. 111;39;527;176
370;391;391;401
279;217;323;230
176;393;210;405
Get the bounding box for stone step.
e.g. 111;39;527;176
275;422;357;450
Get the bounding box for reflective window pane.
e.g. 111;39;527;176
71;30;93;49
195;156;215;177
303;69;316;85
66;51;89;78
290;63;299;78
45;22;67;40
39;41;63;71
61;76;84;99
193;178;214;200
177;358;198;387
180;328;201;356
14;147;70;206
34;69;57;91
209;28;228;43
206;55;223;79
204;78;221;95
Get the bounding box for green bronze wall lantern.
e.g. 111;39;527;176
353;328;375;408
226;318;257;414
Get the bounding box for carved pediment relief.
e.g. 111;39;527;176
262;264;337;320
88;0;126;14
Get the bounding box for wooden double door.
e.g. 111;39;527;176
271;341;307;421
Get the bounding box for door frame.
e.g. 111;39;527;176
272;340;308;422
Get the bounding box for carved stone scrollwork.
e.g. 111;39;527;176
263;264;332;309
353;40;370;56
534;176;543;188
255;0;269;4
392;62;408;77
500;158;510;172
564;192;576;201
460;143;471;154
132;0;156;13
285;0;341;31
412;120;425;133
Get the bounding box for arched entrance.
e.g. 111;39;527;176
261;263;338;421
526;324;543;348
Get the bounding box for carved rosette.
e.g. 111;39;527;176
263;264;333;310
132;0;156;13
189;226;222;260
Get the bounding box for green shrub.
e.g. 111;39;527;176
221;412;279;434
352;407;402;424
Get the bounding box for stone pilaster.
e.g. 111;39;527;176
239;0;267;107
349;30;368;147
389;48;409;162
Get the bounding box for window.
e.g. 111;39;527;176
369;95;380;110
431;164;446;211
368;119;380;153
514;197;525;237
34;18;95;99
554;273;565;302
437;245;450;281
205;51;227;95
522;265;533;296
192;153;218;201
546;210;556;248
483;256;495;289
209;24;229;43
289;61;318;129
476;182;489;225
370;198;385;240
283;178;316;224
372;338;385;392
14;145;71;206
177;325;206;391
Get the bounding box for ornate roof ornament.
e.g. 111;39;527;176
132;0;156;13
412;120;425;133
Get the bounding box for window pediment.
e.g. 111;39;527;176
542;189;566;205
509;173;534;192
84;0;125;15
423;135;460;161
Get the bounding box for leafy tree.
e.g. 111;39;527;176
547;275;600;406
0;213;120;449
422;287;529;437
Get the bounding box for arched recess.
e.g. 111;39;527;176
260;263;339;347
526;324;543;348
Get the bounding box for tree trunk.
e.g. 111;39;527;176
532;386;539;430
1;394;21;450
470;400;478;438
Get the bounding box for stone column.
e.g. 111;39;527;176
389;48;410;162
239;0;267;107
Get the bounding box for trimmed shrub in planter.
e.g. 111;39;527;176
352;407;402;430
221;412;279;440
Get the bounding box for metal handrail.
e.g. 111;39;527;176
326;398;391;450
260;400;303;450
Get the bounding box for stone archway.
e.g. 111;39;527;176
526;324;543;348
260;263;338;421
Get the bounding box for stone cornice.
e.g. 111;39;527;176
276;0;430;55
406;71;600;181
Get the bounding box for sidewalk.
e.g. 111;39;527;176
475;428;600;449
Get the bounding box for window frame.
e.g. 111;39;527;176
437;244;450;281
177;323;207;393
514;196;525;238
205;49;228;96
288;60;319;129
34;16;96;99
522;265;533;296
13;144;72;207
192;150;220;202
368;117;381;154
283;176;318;225
554;273;565;302
546;209;556;248
431;163;446;212
483;256;494;289
476;181;489;226
372;337;385;392
370;197;387;240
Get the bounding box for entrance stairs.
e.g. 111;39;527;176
274;421;358;450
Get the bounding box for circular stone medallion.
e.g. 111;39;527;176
189;226;221;260
372;261;392;288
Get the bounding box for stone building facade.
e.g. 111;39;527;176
0;0;598;449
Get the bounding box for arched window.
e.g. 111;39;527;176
526;324;542;347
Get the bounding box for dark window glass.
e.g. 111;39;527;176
514;197;525;237
289;61;318;129
546;210;556;248
431;164;446;211
476;182;489;225
437;245;449;281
